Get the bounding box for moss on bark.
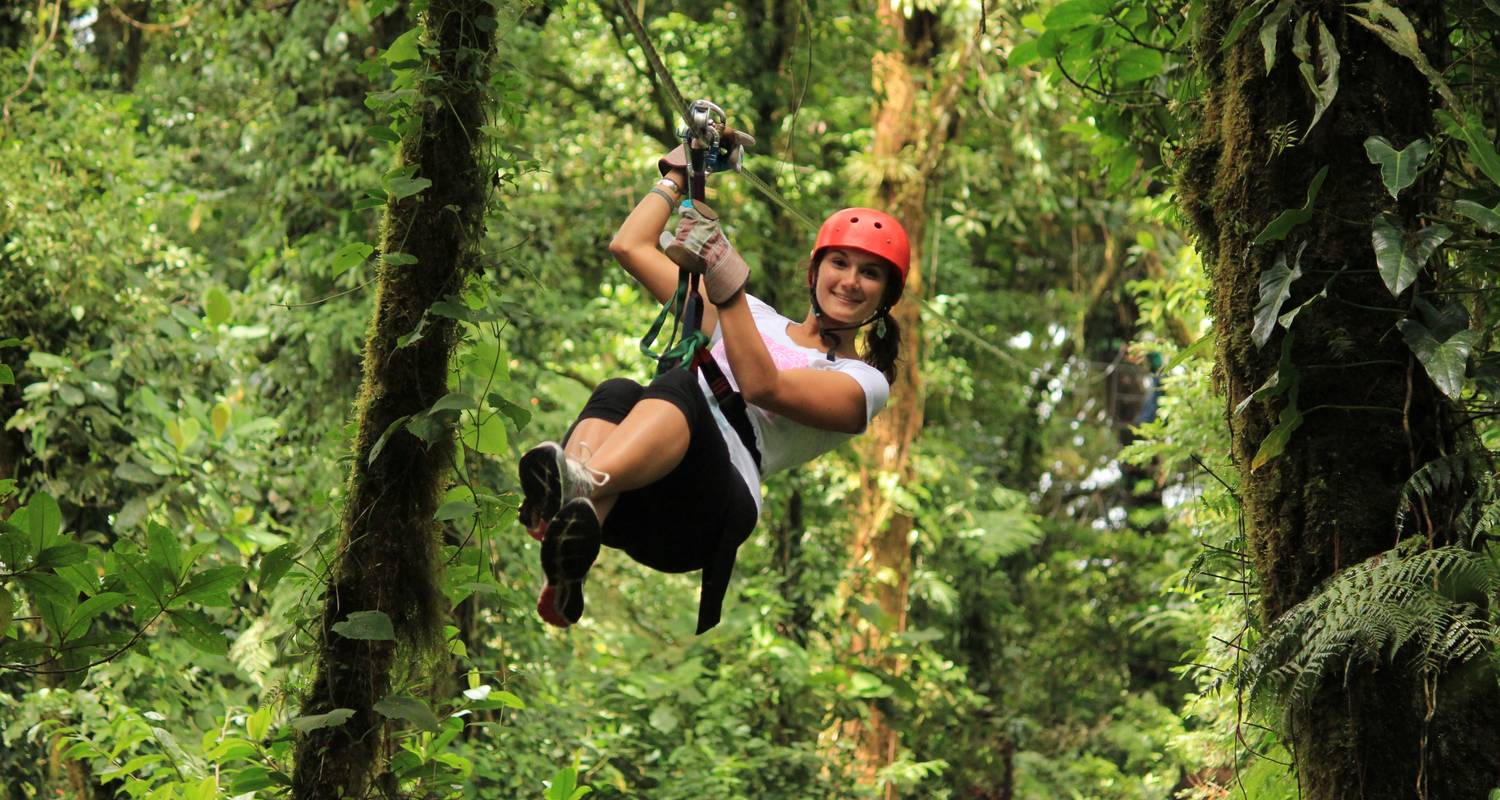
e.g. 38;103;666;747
290;1;495;797
1180;1;1500;796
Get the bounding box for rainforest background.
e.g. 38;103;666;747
3;0;1500;797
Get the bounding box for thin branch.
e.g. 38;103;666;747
2;0;64;127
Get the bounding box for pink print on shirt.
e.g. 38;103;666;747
711;334;809;375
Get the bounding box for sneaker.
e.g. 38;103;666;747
537;497;602;626
518;442;607;541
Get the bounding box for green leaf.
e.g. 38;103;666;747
1437;110;1500;191
1455;200;1500;234
368;414;411;465
1252;244;1304;348
1006;38;1040;69
204;286;232;326
1113;48;1162;83
488;392;532;432
259;543;298;595
1042;0;1108;31
331;243;375;277
461;412;507;455
490;690;525;709
288;708;355;733
434;500;477;522
430;393;475;413
1258;0;1293;73
366;125;400;143
35;543;88;569
373;694;442;731
64;592;128;640
1349;1;1455;107
170;609;227;655
28;492;61;544
545;767;581;800
0;365;12;386
1221;0;1274;50
381;28;421;66
1163;332;1214;373
113;462;159;484
382;252;418;266
1400;320;1477;399
1372;215;1450;297
1251;390;1303;470
331;610;395;640
1363;136;1431;199
1292;13;1338;136
0;338;19;348
175;565;244;607
0;589;13;636
145;520;182;579
387;176;432;200
1253;166;1328;245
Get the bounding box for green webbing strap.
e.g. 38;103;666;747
639;276;688;363
656;329;710;377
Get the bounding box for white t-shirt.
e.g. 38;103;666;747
697;294;891;512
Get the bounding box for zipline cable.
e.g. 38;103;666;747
608;0;820;232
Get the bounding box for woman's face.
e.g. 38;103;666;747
814;248;891;324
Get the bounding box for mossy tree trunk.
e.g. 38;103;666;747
290;1;494;797
1181;1;1500;796
838;5;972;793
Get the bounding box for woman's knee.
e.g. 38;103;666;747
579;377;644;423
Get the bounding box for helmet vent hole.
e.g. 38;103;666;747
873;222;883;229
850;217;860;223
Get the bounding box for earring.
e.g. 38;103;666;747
875;314;888;338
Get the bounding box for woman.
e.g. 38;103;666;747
518;149;909;634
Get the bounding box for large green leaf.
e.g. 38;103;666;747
1400;320;1477;399
289;708;356;733
170;608;227;655
1455;200;1500;234
1113;48;1163;83
331;610;395;640
174;565;244;608
1236;335;1298;416
1252;245;1304;348
1371;215;1450;296
1221;0;1275;50
1363;136;1430;199
1253;166;1328;245
373;693;442;731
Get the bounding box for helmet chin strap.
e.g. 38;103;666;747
809;285;887;361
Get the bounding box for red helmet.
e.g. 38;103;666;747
811;208;911;289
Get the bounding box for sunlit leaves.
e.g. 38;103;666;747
1372;215;1450;297
1363;136;1430;199
1437;110;1500;190
331;242;375;276
1455;200;1500;234
1252;388;1303;470
204;286;232;326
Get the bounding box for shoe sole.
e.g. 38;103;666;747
518;444;561;542
539;499;602;625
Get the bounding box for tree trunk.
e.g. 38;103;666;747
837;5;971;794
1180;1;1500;796
290;1;494;797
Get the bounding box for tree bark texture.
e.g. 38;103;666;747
1181;1;1500;797
290;1;494;797
838;5;972;794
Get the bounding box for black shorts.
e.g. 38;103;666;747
565;369;759;633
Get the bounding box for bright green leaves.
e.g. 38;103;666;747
1292;13;1339;136
290;708;356;733
1252;243;1305;348
331;242;375;277
203;286;233;326
381;28;422;68
544;765;594;800
1363;137;1431;199
1371;215;1450;297
1252;389;1303;471
1253;166;1328;245
1400;304;1478;399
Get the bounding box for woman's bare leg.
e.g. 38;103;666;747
583;399;690;520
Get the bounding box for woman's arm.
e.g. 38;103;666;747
713;293;868;433
607;171;719;336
